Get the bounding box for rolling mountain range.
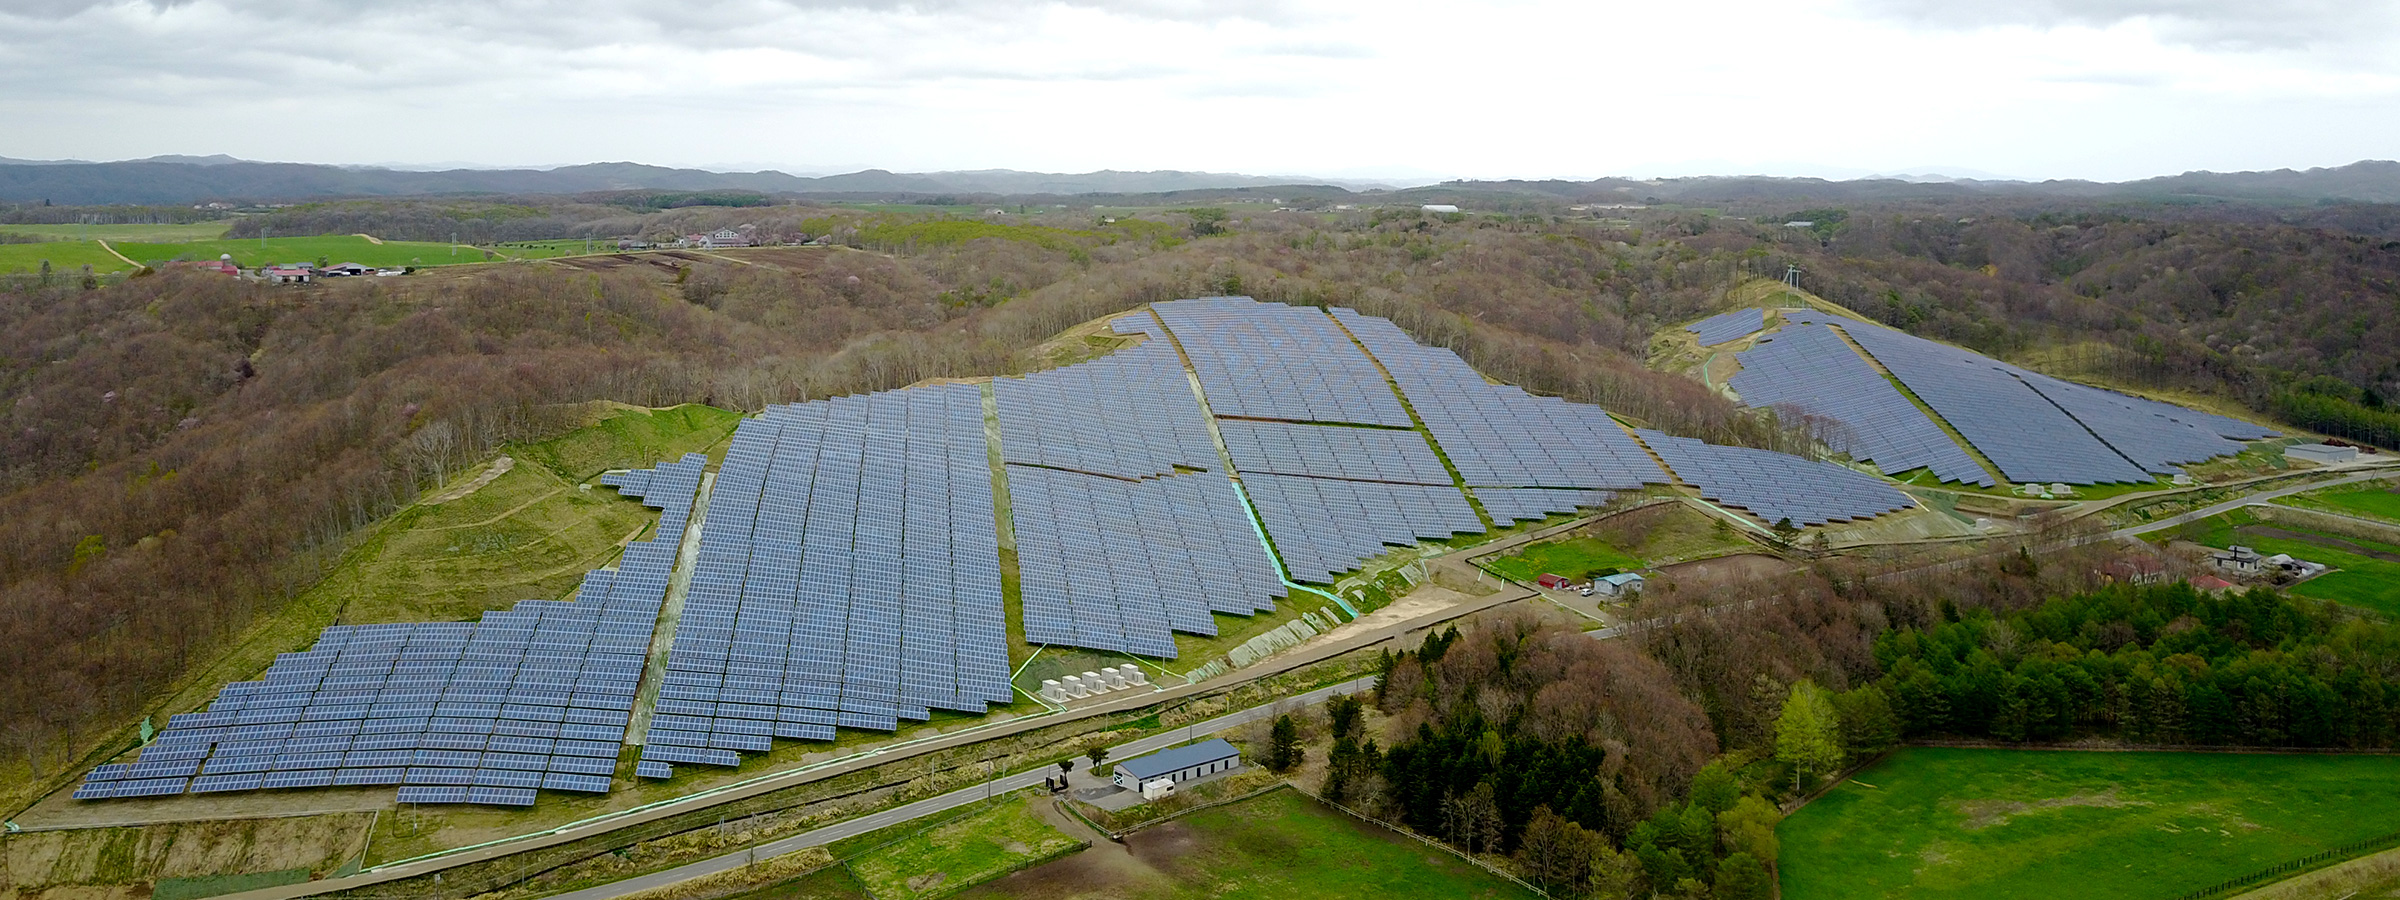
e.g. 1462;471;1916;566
3;156;2400;206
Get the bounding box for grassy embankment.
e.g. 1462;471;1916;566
1780;747;2400;900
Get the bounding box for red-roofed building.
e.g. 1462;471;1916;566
2187;574;2238;593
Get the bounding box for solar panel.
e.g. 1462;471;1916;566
1154;298;1413;427
1728;323;1994;486
1688;308;1766;346
1638;430;1916;526
77;455;704;805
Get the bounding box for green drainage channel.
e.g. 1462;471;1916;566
1228;477;1360;620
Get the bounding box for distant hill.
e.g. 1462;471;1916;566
5;155;2398;207
0;158;1378;205
1433;160;2400;206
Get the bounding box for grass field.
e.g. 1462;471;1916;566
0;239;135;274
843;795;1083;900
0;221;232;241
1780;748;2400;900
2186;511;2400;617
2283;480;2400;524
0;234;586;274
1484;535;1640;583
952;787;1533;900
115;236;574;268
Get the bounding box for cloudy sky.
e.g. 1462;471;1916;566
2;0;2396;182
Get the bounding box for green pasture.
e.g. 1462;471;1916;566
0;221;232;241
2187;511;2400;617
1484;535;1641;583
952;787;1535;900
1779;748;2400;900
0;240;134;274
114;236;551;268
2284;481;2400;524
844;795;1082;900
0;234;586;273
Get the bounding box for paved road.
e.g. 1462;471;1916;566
2110;470;2389;539
547;677;1377;900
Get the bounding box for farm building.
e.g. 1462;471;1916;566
1536;573;1572;590
261;265;312;284
2211;546;2264;574
1421;204;1460;214
686;228;752;249
321;262;371;277
1593;572;1646;597
2286;443;2359;464
1112;738;1241;794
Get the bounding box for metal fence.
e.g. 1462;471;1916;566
2165;829;2400;900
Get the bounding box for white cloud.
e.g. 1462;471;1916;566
0;0;2393;181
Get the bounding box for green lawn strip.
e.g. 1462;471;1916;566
1779;748;2400;900
953;787;1536;900
843;796;1082;900
1484;535;1641;583
0;240;135;274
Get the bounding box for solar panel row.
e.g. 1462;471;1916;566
1217;419;1451;485
1155;297;1413;427
1240;473;1483;584
1011;467;1285;658
994;339;1217;479
1688;308;1766;346
1791;311;2157;485
1473;488;1614;523
1327;307;1665;490
74;456;708;804
1638;430;1915;526
639;384;1009;778
1728;323;1995;486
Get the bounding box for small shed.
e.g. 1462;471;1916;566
2286;443;2359;465
1593;572;1646;597
1536;573;1572;590
1111;738;1241;792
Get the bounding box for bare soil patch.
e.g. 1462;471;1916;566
1952;788;2140;830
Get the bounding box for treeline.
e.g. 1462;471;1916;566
2269;376;2400;448
1876;582;2400;747
0;203;223;225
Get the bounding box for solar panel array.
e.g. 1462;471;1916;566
2011;370;2253;473
1791;311;2154;485
74;457;707;805
995;340;1217;479
1011;467;1286;657
1154;297;1413;427
1474;488;1615;523
1688;308;1767;346
1217;420;1451;485
1328;307;1666;490
1241;473;1483;583
640;385;1008;777
1729;323;1994;486
1637;431;1914;526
